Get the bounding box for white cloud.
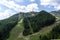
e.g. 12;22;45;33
0;10;9;20
0;0;39;19
0;0;39;12
0;9;16;20
30;0;35;2
40;0;51;6
0;0;20;12
40;0;58;6
18;3;39;12
25;3;39;12
40;0;60;10
0;7;1;11
14;0;24;3
54;5;60;10
14;0;35;3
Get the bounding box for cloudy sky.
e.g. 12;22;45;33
0;0;60;20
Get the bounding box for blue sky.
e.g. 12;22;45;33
0;0;60;20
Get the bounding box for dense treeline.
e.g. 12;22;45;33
0;11;57;40
0;14;19;40
0;11;40;39
40;23;60;40
23;11;56;36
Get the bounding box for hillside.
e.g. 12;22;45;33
23;11;56;36
7;17;60;40
0;11;38;40
0;11;60;40
51;10;60;17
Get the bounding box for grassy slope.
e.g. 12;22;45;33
30;16;60;40
7;16;60;40
7;19;25;40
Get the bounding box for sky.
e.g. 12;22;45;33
0;0;60;20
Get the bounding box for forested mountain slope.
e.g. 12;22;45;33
0;11;59;40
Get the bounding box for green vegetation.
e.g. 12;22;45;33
0;10;60;40
23;11;56;36
30;35;40;40
40;23;60;40
17;37;25;40
7;19;24;40
0;14;19;40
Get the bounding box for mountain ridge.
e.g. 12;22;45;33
0;10;60;40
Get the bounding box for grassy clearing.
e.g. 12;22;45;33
30;24;56;40
30;35;40;40
30;26;53;40
7;19;24;40
17;37;25;40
